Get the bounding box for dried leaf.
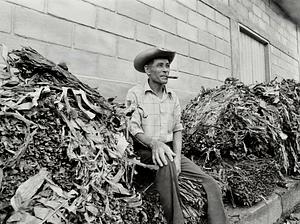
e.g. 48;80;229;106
107;180;130;195
46;183;68;199
7;211;41;224
115;133;129;156
15;102;34;110
34;206;62;224
38;198;61;210
110;167;125;183
86;204;99;216
11;168;48;211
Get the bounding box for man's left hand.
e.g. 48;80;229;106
174;156;181;176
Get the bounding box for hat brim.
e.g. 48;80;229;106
134;48;175;73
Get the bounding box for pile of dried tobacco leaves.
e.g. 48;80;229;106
0;46;207;224
182;78;300;206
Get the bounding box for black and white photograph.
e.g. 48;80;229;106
0;0;300;223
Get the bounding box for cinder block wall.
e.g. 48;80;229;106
205;0;299;82
0;0;299;106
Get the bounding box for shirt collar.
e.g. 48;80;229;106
143;80;172;98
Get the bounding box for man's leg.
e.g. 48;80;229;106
137;148;184;224
156;158;184;224
180;155;227;224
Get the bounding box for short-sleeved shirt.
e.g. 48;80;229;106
126;81;183;143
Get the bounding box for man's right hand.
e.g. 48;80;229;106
149;140;176;167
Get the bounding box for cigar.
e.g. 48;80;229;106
167;76;178;79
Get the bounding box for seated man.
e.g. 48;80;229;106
126;47;227;224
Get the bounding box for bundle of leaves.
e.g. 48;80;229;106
0;46;142;223
182;78;300;206
0;46;209;223
225;157;284;206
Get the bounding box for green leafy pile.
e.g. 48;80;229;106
182;78;300;206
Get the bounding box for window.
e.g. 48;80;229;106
239;25;270;84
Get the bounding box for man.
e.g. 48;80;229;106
126;47;227;224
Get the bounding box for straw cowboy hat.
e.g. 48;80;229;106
134;47;175;73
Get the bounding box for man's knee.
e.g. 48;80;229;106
156;158;176;179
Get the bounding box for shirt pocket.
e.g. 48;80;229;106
138;104;151;126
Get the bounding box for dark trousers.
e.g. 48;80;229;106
135;142;227;224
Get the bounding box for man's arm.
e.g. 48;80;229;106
172;94;183;175
173;131;182;175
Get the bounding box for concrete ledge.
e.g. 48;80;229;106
227;178;300;224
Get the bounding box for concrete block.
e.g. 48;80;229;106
220;0;229;5
136;72;148;84
209;50;224;67
216;38;231;56
74;25;116;56
0;32;48;58
0;1;12;33
188;11;207;30
97;8;135;39
262;12;270;24
136;23;164;47
215;38;225;54
48;0;96;27
138;0;164;11
235;2;249;20
198;30;215;49
167;71;200;92
252;4;263;18
78;76;134;103
197;1;215;20
207;20;224;39
258;19;267;30
217;66;231;81
177;55;199;75
189;42;209;62
14;7;73;47
241;0;252;9
223;27;231;42
164;0;188;22
177;0;197;10
177;21;198;42
174;90;198;107
243;194;282;224
150;10;177;34
118;38;150;61
249;12;260;25
97;55;137;83
7;0;44;12
83;0;116;10
270;45;281;57
168;71;221;95
165;33;189;56
117;0;151;24
45;45;98;77
171;54;178;71
215;11;230;28
199;61;218;79
224;55;231;69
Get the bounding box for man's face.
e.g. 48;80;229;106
145;58;170;85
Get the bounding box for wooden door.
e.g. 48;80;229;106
239;31;267;85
